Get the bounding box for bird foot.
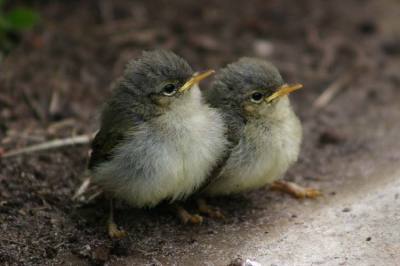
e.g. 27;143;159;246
196;198;226;221
173;205;203;224
108;219;127;238
270;181;323;199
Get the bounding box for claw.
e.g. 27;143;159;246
108;220;127;238
196;198;226;222
172;204;203;225
270;181;324;199
108;199;127;238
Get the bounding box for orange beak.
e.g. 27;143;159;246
265;84;302;103
178;70;215;93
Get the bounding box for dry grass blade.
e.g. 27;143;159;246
47;118;76;131
312;69;355;112
86;189;103;203
72;177;92;201
0;238;44;252
1;134;95;158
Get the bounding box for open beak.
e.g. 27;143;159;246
265;84;302;103
178;70;215;93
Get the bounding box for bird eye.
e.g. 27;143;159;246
250;92;263;103
163;84;176;96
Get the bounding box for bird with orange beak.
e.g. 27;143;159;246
198;58;321;216
87;50;227;236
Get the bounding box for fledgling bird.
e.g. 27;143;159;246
199;58;321;215
87;50;227;237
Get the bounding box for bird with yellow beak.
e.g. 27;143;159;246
199;57;322;216
87;50;227;237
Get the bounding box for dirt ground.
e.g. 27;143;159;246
0;0;399;265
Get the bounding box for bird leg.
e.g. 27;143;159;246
170;204;203;224
270;180;323;198
196;197;225;220
107;199;126;238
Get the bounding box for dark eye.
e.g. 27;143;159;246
250;92;263;103
163;84;176;96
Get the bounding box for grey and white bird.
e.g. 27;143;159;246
198;58;322;215
87;50;227;237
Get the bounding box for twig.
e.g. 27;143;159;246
0;237;44;252
312;69;355;112
47;118;76;131
52;242;66;250
5;132;46;142
72;177;92;201
48;90;61;117
86;189;103;203
1;133;95;158
32;190;51;208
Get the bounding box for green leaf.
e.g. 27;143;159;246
5;8;38;30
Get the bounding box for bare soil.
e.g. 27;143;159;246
0;0;399;265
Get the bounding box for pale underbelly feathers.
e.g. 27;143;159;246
205;113;301;196
92;90;227;207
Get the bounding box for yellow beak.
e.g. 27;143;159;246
265;84;302;103
178;70;215;93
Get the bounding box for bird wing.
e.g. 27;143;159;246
87;113;143;170
87;129;124;169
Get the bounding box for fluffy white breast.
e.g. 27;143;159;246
93;85;227;207
205;97;302;196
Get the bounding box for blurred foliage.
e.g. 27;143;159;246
0;0;38;53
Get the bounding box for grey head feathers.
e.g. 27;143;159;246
119;50;194;95
102;50;195;123
207;58;285;112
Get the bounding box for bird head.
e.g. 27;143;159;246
209;58;301;118
116;50;214;111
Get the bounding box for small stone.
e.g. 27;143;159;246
79;245;91;257
342;207;351;212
